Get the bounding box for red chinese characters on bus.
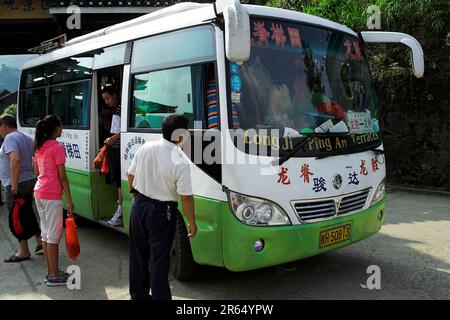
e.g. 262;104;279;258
344;38;363;61
287;27;302;48
253;21;303;49
353;41;363;61
253;21;270;47
270;23;287;47
350;119;360;130
371;157;379;172
360;160;368;176
299;164;314;183
277;167;291;185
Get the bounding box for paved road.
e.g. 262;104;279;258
1;189;449;300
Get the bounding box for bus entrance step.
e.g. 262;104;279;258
97;219;127;235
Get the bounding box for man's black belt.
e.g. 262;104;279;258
134;191;178;207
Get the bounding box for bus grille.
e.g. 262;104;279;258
338;190;370;215
292;189;370;222
293;200;336;221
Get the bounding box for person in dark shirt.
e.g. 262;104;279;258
0;115;42;262
101;85;123;226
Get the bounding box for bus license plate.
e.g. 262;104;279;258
319;224;351;248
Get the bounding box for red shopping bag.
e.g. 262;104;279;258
93;145;109;174
65;210;80;261
12;198;25;234
8;196;40;240
100;149;109;175
93;145;106;170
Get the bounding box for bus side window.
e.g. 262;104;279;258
130;63;215;130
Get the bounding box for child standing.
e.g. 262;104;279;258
33;115;74;286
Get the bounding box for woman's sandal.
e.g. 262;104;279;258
34;244;43;254
4;255;31;263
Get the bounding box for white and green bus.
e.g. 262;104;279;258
17;1;424;279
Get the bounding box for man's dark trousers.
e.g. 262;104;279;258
129;193;177;300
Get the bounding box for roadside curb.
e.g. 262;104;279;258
387;184;450;197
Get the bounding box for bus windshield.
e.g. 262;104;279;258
228;18;381;156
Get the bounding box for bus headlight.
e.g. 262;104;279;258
257;204;273;222
371;180;386;206
228;190;291;226
238;203;256;221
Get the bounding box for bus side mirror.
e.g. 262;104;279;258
360;31;424;78
215;0;250;64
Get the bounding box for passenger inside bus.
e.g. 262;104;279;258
100;84;124;227
98;73;121;145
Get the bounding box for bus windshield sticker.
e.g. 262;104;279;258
346;111;372;134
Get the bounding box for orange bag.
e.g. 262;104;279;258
12;198;25;234
65;211;80;261
101;149;109;175
93;145;107;170
93;145;109;175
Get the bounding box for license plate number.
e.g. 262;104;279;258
319;224;351;248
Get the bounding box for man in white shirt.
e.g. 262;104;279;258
127;114;197;300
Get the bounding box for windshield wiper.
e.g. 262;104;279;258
316;143;384;160
276;136;311;166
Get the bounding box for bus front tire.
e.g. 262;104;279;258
170;213;197;281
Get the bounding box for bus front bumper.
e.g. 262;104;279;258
221;197;386;272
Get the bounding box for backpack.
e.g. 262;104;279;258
8;196;40;240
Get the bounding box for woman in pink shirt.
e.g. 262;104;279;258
33;115;74;287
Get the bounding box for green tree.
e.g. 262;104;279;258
3;104;17;118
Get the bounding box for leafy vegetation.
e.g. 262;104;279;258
3;104;17;117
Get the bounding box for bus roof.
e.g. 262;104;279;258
22;3;357;71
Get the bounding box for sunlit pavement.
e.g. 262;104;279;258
1;188;449;300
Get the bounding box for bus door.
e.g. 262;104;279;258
90;65;123;226
88;43;131;229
